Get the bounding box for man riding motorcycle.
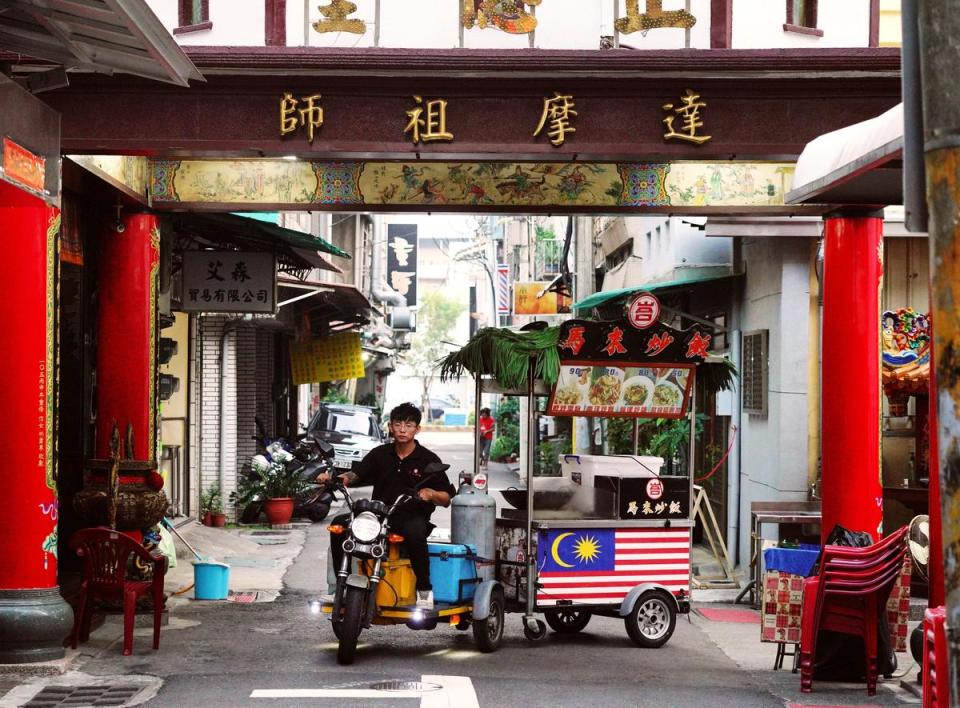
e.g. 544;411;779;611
317;402;456;609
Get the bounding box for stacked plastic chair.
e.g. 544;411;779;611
799;526;908;696
922;606;948;708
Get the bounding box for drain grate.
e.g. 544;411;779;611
369;680;442;692
24;684;142;707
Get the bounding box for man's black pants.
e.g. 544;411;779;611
329;511;434;591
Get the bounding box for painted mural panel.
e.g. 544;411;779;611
147;159;795;210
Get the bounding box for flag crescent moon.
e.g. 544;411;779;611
551;532;575;568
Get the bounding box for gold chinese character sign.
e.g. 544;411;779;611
462;0;542;35
280;93;325;143
616;0;696;33
534;93;577;147
405;96;454;145
662;89;711;145
313;0;366;34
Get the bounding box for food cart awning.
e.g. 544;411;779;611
573;269;736;311
785;103;903;208
0;0;203;87
170;213;349;274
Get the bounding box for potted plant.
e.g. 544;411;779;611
249;453;309;526
200;483;226;527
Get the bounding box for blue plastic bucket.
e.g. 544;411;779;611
192;560;230;600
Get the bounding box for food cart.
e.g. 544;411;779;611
442;294;731;646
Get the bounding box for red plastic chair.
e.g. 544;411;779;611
799;526;908;696
922;606;949;708
69;528;168;656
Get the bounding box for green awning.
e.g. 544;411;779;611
574;270;735;310
197;213;350;258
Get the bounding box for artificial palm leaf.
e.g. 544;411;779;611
439;326;561;389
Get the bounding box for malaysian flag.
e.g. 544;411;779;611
536;527;690;606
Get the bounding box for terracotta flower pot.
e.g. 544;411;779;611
211;512;227;527
202;511;213;526
264;497;294;525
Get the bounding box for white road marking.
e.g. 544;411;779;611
249;675;478;704
420;675;479;708
251;688;424;698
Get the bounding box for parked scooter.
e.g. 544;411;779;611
236;433;337;524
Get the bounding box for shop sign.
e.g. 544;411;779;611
625;291;660;329
386;224;418;307
181;251;275;313
289;332;365;384
595;476;690;520
2;137;45;194
556;318;711;363
548;363;694;419
513;281;571;315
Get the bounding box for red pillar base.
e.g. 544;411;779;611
820;213;884;542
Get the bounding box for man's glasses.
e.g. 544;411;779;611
391;421;418;430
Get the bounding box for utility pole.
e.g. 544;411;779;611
918;2;960;701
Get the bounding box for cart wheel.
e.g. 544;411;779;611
625;590;676;648
522;618;547;641
544;610;591;634
473;588;504;652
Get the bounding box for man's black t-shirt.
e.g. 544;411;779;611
351;441;456;518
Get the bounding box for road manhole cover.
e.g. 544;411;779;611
24;684;142;706
369;680;442;692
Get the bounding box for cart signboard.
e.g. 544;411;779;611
547;318;710;419
596;475;690;520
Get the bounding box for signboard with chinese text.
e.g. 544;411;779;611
513;282;571;315
182;251;275;313
386;224;417;307
289;332;365;384
3;137;45;194
595;475;690;521
547;318;711;419
626;292;660;329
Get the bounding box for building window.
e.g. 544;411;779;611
784;0;822;37
742;329;768;416
175;0;212;35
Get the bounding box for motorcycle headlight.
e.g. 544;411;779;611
350;512;381;543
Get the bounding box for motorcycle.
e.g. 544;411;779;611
235;434;337;524
320;462;505;665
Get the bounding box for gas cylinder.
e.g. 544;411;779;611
451;483;497;581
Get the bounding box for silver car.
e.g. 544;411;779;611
306;404;384;477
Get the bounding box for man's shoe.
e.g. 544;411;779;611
416;590;434;610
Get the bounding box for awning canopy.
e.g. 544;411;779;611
169;213;349;275
786;103;903;208
0;0;203;87
573;269;736;311
280;278;376;336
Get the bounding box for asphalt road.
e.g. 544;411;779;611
65;434;837;707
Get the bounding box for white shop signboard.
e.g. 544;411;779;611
182;251;276;313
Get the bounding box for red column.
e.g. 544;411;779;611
820;213;884;542
0;181;73;662
95;214;159;460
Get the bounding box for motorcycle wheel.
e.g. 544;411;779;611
336;586;366;665
240;501;263;525
306;503;331;523
473;588;504;652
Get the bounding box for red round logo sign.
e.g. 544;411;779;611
646;478;664;500
627;293;661;330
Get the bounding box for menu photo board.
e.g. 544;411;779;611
547;362;694;419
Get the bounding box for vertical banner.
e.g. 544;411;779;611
386;223;418;307
497;263;510;315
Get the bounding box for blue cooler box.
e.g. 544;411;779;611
427;542;477;604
